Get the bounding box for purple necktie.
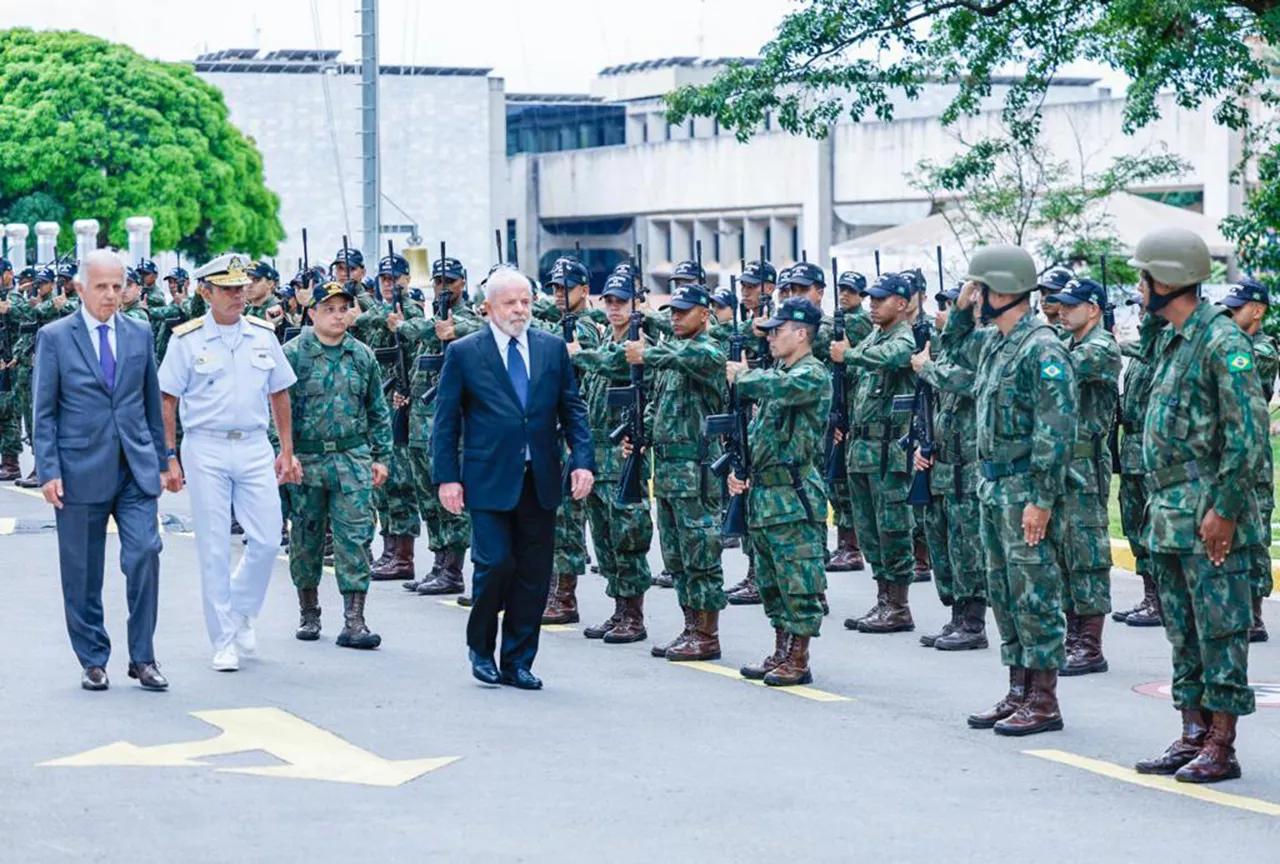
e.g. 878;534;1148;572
97;324;115;391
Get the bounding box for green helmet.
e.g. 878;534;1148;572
964;245;1037;295
1128;227;1210;288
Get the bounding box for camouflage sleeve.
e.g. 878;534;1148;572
736;361;826;408
573;342;628;379
1073;334;1121;388
1210;329;1268;521
643;336;727;377
353;306;385;337
846;327;913;371
917;357;974;393
453;308;486;339
941;304;976;349
365;353;393;463
1254;336;1279;404
1029;340;1077;510
643;310;674;340
395;317;432;346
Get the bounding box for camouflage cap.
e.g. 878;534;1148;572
1128;227;1210;288
965;245;1037;295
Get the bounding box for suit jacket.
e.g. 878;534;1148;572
432;326;594;511
32;312;167;504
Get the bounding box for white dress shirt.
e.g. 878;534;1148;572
489;320;531;378
80;304;117;363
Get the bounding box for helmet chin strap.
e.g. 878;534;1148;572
980;287;1029;324
1144;282;1198;314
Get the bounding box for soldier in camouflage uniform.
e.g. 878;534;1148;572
394;256;482;597
283;280;391;650
150;267;191;364
912;283;989;650
568;274;655;642
828;271;873;572
1219;278;1277;643
353;256;424;581
537;257;602;624
13;267;57;487
623;283;727;660
137;259;165;309
1046;278;1121;676
728;297;831;685
1114;307;1164;628
958;246;1076;737
1130;228;1267;784
243;260;292;545
0;259;26;480
1036;267;1071;330
830;271;919;634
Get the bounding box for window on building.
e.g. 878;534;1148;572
791;225;799;261
665;121;672;141
712;233;721;263
738;232;745;262
712;118;719;137
664;225;673;262
642;116;649;143
506;219;518;266
764;226;772;261
687;119;695;138
764;112;772;132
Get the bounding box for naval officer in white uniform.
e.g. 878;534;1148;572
158;254;301;671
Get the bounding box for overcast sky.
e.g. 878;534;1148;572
1;0;1125;95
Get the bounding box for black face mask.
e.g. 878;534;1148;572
1143;282;1198;314
980;286;1028;325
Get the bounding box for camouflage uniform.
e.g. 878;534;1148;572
1246;329;1277;604
1118;316;1162;589
283;329;392;594
828;306;873;547
0;289;28;463
1142;301;1266;720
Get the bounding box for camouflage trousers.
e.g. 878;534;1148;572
1151;549;1255;716
555;491;588;577
1251;480;1274;599
923;491;985;606
828;474;855;531
979;500;1066;670
750;517;826;637
584;481;653;598
846;470;914;585
655;494;725;610
408;445;471;554
288;453;375;594
1058;485;1112;616
1118;473;1150;578
17;363;32;448
373;443;421;537
0;389;19;456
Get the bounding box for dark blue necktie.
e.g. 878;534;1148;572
97;324;116;392
507;336;528;409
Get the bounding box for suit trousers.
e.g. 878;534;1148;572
467;466;556;672
55;457;162;668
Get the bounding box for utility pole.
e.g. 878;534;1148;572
359;0;381;261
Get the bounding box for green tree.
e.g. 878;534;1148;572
0;28;284;260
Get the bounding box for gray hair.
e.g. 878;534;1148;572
485;266;534;301
82;248;127;281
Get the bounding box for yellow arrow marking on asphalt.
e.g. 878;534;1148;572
0;517;14;535
675;660;851;703
40;707;459;787
1025;749;1280;817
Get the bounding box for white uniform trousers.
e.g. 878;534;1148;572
181;429;282;649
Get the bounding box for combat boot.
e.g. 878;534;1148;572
1064;611;1082;664
654;569;677;589
1175;712;1241;784
0;454;19;482
1135;708;1210;774
819;591;830;616
1062;614;1108;675
920;603;962;648
1125;575;1163;627
764;634;813;687
844;578;887;630
827;526;864;572
371;532;394;570
935;599;989;651
295;588;321;641
15;468;39;488
652;606;695;657
603;595;647;644
404;549;442;592
371;535;415;581
1249;596;1268;643
912;535;932;582
728;564;762;606
993;669;1064;736
858;581;913;633
336;592;382;650
542;574;580;625
968;666;1029;729
665;609;721;661
741;627;788;680
417;549;465;595
585;597;624;639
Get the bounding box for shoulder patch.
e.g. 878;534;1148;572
246;315;275;330
1040;358;1067;381
173;318;204;337
1227;351;1254;373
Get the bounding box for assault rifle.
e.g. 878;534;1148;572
824;255;848;484
704;275;750;539
892;246;939;506
1102;254;1122;476
608;244;648;506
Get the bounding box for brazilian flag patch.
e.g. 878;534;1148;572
1227;351;1254;373
1040;359;1066;381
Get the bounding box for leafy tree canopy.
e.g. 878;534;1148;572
0;28;284;260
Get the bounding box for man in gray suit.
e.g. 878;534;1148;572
33;249;173;691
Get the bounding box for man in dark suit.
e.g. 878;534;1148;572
433;267;595;689
33;249;173;692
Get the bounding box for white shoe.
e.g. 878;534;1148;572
233;615;258;658
212;644;240;672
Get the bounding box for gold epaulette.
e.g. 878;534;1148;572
173;318;205;337
246;315;275;330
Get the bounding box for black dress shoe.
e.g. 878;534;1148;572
128;661;169;691
499;668;543;690
469;650;500;685
81;666;109;691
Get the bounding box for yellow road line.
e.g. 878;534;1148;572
1110;538;1280;593
1025;749;1280;817
0;517;14;535
2;484;45;501
435;598;575;632
675;659;851;703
